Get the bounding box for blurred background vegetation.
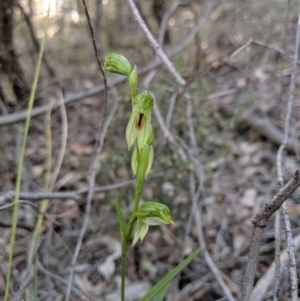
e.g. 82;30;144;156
1;0;300;300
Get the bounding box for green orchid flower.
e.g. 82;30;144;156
131;202;174;246
104;53;133;77
126;91;154;150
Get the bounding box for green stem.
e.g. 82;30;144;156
4;9;49;301
121;240;128;301
120;176;145;301
127;177;145;238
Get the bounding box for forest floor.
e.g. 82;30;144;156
0;0;300;300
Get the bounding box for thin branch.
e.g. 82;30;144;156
50;90;68;190
250;233;300;301
273;13;300;301
165;92;177;130
126;0;186;86
228;38;299;64
64;94;118;301
241;170;300;301
158;0;181;45
81;0;107;97
168;0;217;58
17;2;56;79
273;210;281;301
0;179;135;204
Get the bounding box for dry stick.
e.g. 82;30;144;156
143;0;181;88
165;92;177;130
273;209;281;301
250;233;300;301
229;38;296;62
0;200;57;225
186;96;235;301
50;92;68;190
0;179;136;204
64;97;117;300
126;0;186;86
64;1;108;299
241;170;300;301
274;13;300;301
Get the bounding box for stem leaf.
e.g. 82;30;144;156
116;199;127;239
139;248;201;301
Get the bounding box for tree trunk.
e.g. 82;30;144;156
0;0;29;103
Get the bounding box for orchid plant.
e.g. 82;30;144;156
104;54;200;301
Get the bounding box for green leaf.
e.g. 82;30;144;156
115;199;127;239
139;248;201;301
152;281;171;301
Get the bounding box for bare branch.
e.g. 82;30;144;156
0;179;136;204
250;233;300;301
273;13;300;301
229;38;299;63
241;170;300;301
158;0;181;45
126;0;186;86
273;210;281;300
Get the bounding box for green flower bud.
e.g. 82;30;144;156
104;53;132;77
131;202;174;246
129;66;137;98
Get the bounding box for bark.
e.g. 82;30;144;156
0;0;29;103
